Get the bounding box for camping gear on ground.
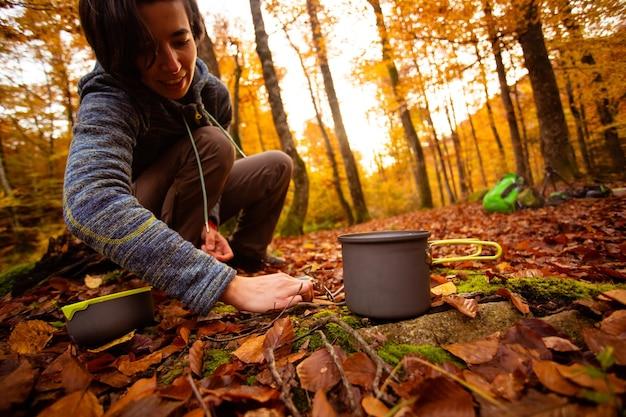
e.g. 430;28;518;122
338;231;502;319
482;173;524;213
61;287;154;348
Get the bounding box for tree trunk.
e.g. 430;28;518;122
282;23;355;225
443;98;469;197
230;42;244;153
483;0;532;183
474;41;506;175
368;0;433;208
249;92;267;152
250;0;309;235
564;67;592;173
516;0;579;181
306;0;370;222
198;31;222;79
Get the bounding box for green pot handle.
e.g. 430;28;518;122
430;238;502;265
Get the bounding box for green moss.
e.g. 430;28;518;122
296;310;363;353
202;349;232;376
378;343;461;367
209;302;238;315
0;262;36;296
454;274;625;303
159;366;184;385
102;269;125;284
291;387;310;413
246;375;257;386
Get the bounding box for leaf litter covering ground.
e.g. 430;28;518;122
0;196;625;416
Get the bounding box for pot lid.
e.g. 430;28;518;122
61;286;152;320
338;230;430;243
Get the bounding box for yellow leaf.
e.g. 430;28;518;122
37;390;103;417
431;282;457;296
233;335;266;364
9;320;56;355
84;275;103;289
87;331;136;353
361;395;389;417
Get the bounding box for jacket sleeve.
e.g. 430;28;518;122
63;89;236;314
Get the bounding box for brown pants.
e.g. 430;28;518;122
134;126;293;259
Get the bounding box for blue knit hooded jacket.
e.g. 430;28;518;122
63;59;236;315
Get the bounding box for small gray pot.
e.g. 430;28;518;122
338;231;502;319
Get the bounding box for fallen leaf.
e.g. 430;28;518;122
233;335;266;364
36;348;93;393
312;390;337;417
361;395;390;417
84;275;103;289
461;370;493;395
96;371;131;388
599;310;626;337
541;336;580;352
263;317;294;360
600;289;626;306
412;376;475;417
343;352;376;389
204;385;280;403
583;328;626;365
557;363;626;394
178;326;191;344
242;409;283;417
431;282;457;296
496;288;530;314
87;331;136;353
430;274;449;285
296;348;342;392
444;333;500;365
492;372;523;401
182;409;205;417
158;343;184;359
103;375;157;417
443;295;478;318
0;360;36;411
37;389;103;417
158;376;192;402
532;360;579;396
189;340;204;377
116;351;163;376
9;320;56;355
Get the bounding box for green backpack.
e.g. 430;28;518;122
483;173;524;213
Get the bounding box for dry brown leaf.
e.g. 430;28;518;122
600;289;626;306
412;376;475;417
599;310;626;337
361;395;390;417
312;390;338;417
36;348;93;393
532;360;579;396
443;295;478;318
583;327;626;365
557;363;626;394
37;389;103;417
461;370;493;396
96;371;131;388
0;360;36;411
182;409;205;417
158;343;184;360
243;409;284;417
103;375;157;417
178;326;191;344
204;385;280;403
9;320;56;355
492;372;524;401
87;331;136;353
343;352;376;389
296;348;341;392
542;336;580;352
116;352;163;376
233;335;266;364
444;333;500;365
431;282;457;296
189;340;204;377
496;288;530;314
84;275;103;289
158;375;192;401
263;317;294;360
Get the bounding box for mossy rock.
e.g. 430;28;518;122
0;262;36;296
202;349;231;376
378;343;462;367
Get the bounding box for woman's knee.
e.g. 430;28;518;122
267;150;293;183
193;126;235;171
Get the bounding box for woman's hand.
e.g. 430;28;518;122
201;223;234;262
219;273;314;313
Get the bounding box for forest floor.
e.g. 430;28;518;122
1;193;625;416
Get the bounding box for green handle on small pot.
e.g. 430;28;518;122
430;238;502;265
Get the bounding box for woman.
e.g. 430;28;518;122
64;0;313;314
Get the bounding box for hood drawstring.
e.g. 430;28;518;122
182;111;246;235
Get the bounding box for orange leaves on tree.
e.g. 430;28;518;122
496;288;530;314
263;317;294;360
312;389;338;417
9;320;56;355
37;390;103;417
296;347;343;392
444;333;500;364
0;360;36;411
189;340;204;377
443;295;478;318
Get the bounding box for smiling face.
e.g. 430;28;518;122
136;0;197;100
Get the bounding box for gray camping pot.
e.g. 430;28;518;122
338;231;502;319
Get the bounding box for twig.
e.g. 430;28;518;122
266;348;302;417
317;330;362;416
187;374;212;417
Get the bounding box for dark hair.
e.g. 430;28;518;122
79;0;205;79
